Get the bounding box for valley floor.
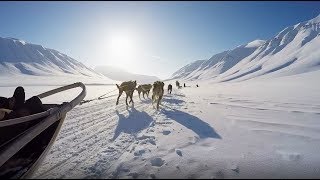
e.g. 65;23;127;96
23;71;320;179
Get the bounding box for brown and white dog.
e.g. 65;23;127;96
152;81;164;110
136;84;152;99
116;80;137;106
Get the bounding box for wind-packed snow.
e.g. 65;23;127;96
1;68;318;178
171;14;320;82
244;39;266;48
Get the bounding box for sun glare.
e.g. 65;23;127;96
108;34;136;59
101;31;143;70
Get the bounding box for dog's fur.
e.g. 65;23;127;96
176;81;181;89
152;81;164;110
168;84;172;94
116;80;137;106
136;84;152;99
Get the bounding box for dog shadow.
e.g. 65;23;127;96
162;97;185;105
161;107;221;139
112;107;154;141
139;97;152;104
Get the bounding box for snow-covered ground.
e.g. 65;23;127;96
0;75;118;105
1;70;316;178
1;14;319;179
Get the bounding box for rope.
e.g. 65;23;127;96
79;83;137;105
79;88;118;105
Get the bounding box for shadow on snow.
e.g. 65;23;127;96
161;106;221;139
112;107;153;141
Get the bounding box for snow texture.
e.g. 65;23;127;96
0;14;319;179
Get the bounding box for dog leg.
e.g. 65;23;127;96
125;93;129;106
129;91;134;104
157;95;163;110
152;95;157;109
157;99;160;110
116;91;123;105
130;91;134;107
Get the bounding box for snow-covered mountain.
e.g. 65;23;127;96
0;37;101;77
95;65;160;84
171;14;320;82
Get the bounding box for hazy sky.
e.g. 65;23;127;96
0;1;320;79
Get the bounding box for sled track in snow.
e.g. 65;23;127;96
33;95;157;179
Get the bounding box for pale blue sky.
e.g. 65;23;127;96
1;1;320;79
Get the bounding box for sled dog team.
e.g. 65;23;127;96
116;80;174;110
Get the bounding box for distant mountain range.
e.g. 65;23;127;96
94;65;160;84
171;14;320;82
0;37;102;77
0;37;160;83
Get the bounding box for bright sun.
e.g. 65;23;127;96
108;34;137;60
101;31;142;69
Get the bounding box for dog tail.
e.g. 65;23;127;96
116;84;120;89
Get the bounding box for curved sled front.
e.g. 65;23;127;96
0;82;86;179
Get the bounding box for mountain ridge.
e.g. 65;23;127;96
171;14;320;82
94;65;160;84
0;36;102;77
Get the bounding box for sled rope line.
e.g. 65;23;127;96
79;89;118;105
79;84;133;105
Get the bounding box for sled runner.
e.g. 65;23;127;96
0;82;86;179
